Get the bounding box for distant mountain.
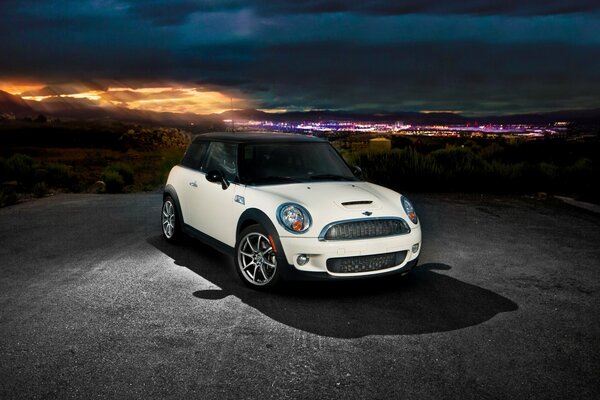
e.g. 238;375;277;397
106;107;224;131
25;96;114;122
476;108;600;125
0;90;35;116
0;90;224;132
1;90;598;127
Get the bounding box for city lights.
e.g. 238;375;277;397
233;119;567;140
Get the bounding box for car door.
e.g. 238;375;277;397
192;141;244;247
174;140;209;227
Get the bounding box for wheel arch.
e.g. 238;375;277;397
236;208;287;261
163;184;185;226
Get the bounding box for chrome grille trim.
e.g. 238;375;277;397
327;251;408;273
318;217;411;241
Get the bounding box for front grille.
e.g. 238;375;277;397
327;251;407;273
321;218;410;241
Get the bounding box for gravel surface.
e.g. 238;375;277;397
0;193;598;399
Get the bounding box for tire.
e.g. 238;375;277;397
161;195;182;243
235;224;282;289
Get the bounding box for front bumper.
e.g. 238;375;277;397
277;225;421;280
280;256;420;281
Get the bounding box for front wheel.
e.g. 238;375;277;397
235;224;281;289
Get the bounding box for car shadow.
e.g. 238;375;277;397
147;235;518;338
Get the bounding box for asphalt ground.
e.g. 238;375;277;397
0;193;598;399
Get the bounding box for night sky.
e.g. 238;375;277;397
1;0;599;115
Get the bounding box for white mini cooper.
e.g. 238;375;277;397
162;132;421;289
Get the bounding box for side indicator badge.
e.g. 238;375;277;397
362;211;372;216
234;195;245;205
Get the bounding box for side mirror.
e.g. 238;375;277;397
352;165;363;178
206;170;230;190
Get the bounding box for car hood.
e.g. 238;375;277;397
247;181;411;237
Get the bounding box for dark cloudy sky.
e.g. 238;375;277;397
1;0;599;115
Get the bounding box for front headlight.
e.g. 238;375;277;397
401;196;418;224
277;203;312;233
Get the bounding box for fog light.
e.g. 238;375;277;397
297;254;310;266
412;243;420;253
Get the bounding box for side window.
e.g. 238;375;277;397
202;142;238;182
181;141;208;170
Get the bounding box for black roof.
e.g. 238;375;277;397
192;132;327;144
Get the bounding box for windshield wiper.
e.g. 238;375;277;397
309;174;354;181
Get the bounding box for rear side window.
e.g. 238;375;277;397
181;141;208;170
202;142;238;182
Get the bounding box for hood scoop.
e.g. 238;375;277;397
338;199;379;210
341;200;373;206
342;200;373;207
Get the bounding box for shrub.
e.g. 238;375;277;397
479;142;505;161
0;188;18;207
101;169;125;193
7;154;35;186
566;158;597;200
391;136;413;149
101;162;135;193
428;147;488;191
107;163;134;185
33;182;48;198
120;127;190;150
0;157;9;182
429;146;486;173
45;163;78;189
353;148;441;192
158;148;185;186
486;162;523;193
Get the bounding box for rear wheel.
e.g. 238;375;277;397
235;224;281;289
161;195;181;242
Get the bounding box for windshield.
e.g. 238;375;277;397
240;142;358;185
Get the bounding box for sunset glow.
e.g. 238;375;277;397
0;81;250;115
101;87;246;114
0;82;45;96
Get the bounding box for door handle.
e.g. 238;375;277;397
189;181;198;187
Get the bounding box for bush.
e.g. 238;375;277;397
353;148;440;192
566;158;597;200
0;157;10;182
107;163;134;185
33;182;48;198
101;169;125;193
391;136;413;149
158;148;185;186
0;188;18;207
479;143;504;161
7;154;35;186
101;162;135;193
45;163;78;189
429;146;486;175
349;143;596;194
120;127;190;150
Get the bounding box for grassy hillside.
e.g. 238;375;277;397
2;119;598;207
338;136;599;203
0;119;190;206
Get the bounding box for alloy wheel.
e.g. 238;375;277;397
162;200;176;239
237;232;277;286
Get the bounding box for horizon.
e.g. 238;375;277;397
2;87;599;122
